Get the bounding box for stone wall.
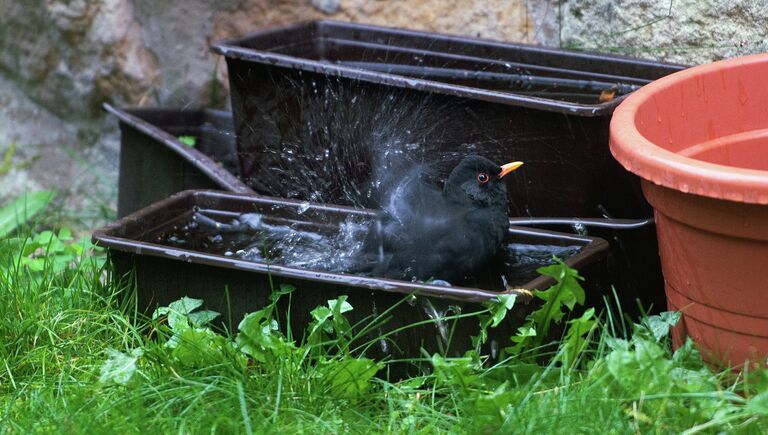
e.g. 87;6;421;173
0;0;765;225
560;0;768;64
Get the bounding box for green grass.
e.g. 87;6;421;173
1;212;768;433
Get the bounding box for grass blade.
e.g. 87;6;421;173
0;191;56;237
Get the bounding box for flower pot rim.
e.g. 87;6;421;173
609;53;768;204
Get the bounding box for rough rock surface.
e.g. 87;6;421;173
0;0;765;225
0;0;159;119
213;0;539;44
0;0;543;224
0;72;117;216
559;0;768;65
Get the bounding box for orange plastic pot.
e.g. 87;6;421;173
610;53;768;368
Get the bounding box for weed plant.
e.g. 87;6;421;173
1;194;768;433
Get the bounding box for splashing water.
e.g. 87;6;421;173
419;297;450;346
232;73;509;211
157;70;596;287
223;53;650;220
236;76;428;207
155;210;582;290
160;211;369;273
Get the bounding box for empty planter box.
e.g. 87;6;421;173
106;105;254;217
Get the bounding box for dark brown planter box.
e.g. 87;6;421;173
105;105;255;217
93;190;610;361
210;20;684;311
211;19;684;217
108;103;663;314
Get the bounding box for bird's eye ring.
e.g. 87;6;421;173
477;172;489;184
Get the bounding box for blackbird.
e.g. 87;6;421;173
356;155;523;283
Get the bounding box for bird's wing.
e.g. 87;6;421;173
402;206;508;281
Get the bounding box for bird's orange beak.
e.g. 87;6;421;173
498;161;524;178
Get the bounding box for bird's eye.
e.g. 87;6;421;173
477;172;489;184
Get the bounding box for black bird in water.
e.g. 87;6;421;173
357;155;524;284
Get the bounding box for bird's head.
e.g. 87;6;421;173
443;155;523;208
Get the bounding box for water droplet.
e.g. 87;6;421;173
419;298;449;346
379;338;389;354
571;222;588;236
407;294;417;306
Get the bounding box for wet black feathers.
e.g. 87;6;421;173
355;155;512;283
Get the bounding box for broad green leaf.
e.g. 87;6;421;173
169;296;204;315
500;260;587;358
20;257;45;272
605;337;630;352
99;349;143;385
172;327;220;367
153;297;207;332
472;383;517;420
270;284;295;302
558;308;596;368
237;309;270;337
398;375;428;390
58;227;72;241
671;338;704;370
0;191;55;237
431;354;481;390
531;260;586;329
311;306;332;323
325;357;382;399
506;326;537;355
329;296;353;338
309;306;333;337
188;310;220;327
488;294;517;328
473;295;517;349
606;338;671;392
328;296;353;315
642;311;681;342
236;309;295;362
512;326;537;342
307;296;356;353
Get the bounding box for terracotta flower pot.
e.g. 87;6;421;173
610;53;768;367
